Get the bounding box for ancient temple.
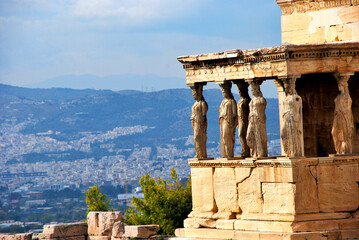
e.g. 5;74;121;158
176;0;359;239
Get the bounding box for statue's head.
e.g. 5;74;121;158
284;78;297;95
249;81;262;97
337;78;348;93
235;81;249;98
220;82;233;99
191;83;203;101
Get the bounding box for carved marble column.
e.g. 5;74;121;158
235;81;251;157
190;83;208;159
332;72;355;154
219;82;237;158
280;76;304;157
246;80;268;157
273;79;286;156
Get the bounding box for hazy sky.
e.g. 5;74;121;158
0;0;282;88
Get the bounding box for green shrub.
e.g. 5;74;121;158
85;184;113;215
125;168;192;235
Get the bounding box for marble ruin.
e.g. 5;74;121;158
332;73;355;154
247;81;268;158
0;212;162;240
236;82;251;157
191;83;209;159
177;0;359;239
281;78;304;157
219;82;237;158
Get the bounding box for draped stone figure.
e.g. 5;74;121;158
190;83;208;158
281;79;303;157
246;81;268;157
235;82;251;157
219;82;237;158
331;76;355;154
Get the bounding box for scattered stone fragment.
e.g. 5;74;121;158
123;225;160;239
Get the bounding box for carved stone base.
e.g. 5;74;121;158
329;153;359;157
189;158;215;161
175;228;359;240
182;155;359;240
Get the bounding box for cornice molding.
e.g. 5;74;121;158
188;156;359;168
276;0;359;15
179;44;359;70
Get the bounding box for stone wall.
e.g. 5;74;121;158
179;156;359;238
277;0;359;44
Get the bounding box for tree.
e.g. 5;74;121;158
125;168;192;236
85;184;113;215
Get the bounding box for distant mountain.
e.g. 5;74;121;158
1;83;280;143
24;74;279;98
26;74;187;92
0;83;112;102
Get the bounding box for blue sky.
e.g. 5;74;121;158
0;0;282;89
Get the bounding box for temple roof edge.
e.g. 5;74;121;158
177;42;359;64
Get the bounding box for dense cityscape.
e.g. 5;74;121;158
0;85;281;233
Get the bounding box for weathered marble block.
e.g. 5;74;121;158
190;167;216;213
38;222;87;240
87;211;122;236
262;182;296;214
0;234;32;240
295;166;319;213
111;221;125;238
213;168;239;214
237;167;263;214
123;225;159;238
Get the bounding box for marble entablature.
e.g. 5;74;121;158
176;0;359;239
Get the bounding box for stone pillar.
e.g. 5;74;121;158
218;82;237;158
234;81;251;157
246;80;268;157
190;82;208;159
332;72;355;154
279;76;304;157
273;79;286;156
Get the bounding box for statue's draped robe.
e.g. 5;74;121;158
281;93;303;157
191;100;208;158
219;98;237;158
238;97;250;157
332;92;354;154
247;96;268;157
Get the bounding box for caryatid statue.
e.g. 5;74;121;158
219;82;237;158
246;81;268;157
235;82;251;157
281;78;304;157
190;83;208;159
331;74;355;154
